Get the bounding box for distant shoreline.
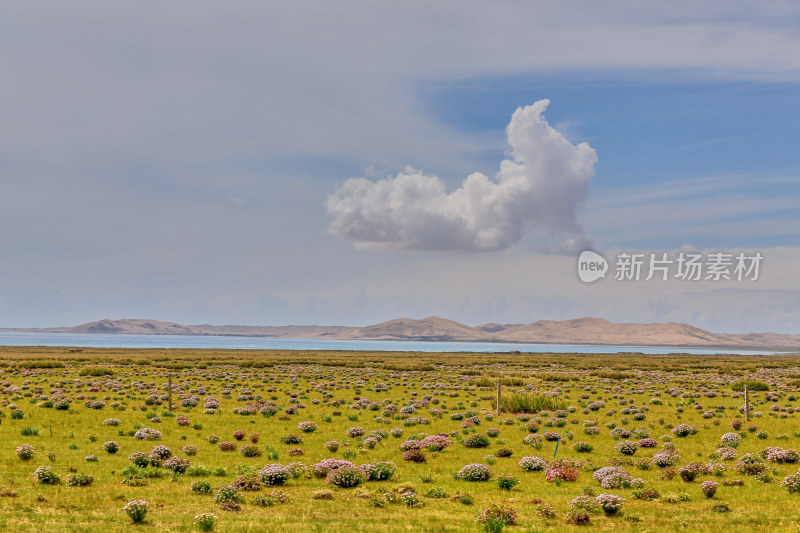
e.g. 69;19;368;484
1;315;798;351
0;331;788;355
0;329;793;352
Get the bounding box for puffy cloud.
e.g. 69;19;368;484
326;100;597;251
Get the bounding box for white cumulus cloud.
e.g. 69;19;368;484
326;100;597;251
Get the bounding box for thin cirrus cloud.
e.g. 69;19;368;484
326;100;597;251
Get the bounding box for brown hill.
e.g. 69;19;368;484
2;316;798;349
324;316;493;341
498;318;730;346
4;319;349;338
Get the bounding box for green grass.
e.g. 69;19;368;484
0;346;798;531
495;392;567;413
731;379;770;391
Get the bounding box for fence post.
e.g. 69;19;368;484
744;385;750;422
168;375;173;412
496;377;501;416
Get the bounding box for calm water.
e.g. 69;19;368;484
0;331;780;354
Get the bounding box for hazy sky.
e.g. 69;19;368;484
2;1;799;332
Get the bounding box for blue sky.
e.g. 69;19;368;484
422;77;800;249
1;1;799;332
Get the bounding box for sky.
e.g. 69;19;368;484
1;1;799;333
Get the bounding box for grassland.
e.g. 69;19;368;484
1;346;800;532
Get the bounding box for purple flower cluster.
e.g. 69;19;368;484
311;458;354;478
457;463;493;481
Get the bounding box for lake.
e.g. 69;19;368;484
0;331;780;354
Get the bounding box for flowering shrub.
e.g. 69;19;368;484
573;441;593;453
735;454;767;476
214;485;244;504
518;456;548;472
286;462;309;479
325;466;366;488
182;445;198;456
678;462;709;482
298;421;318;433
421;435;452;451
312;459;354;478
545;466;579;483
462;434;490;448
133;428;162;441
721;432;741;448
497;473;520;490
671;424;696;437
128;451;150;468
239;445;262;458
596;493;625;514
103;441;119;454
781;471;800;493
701;480;718;498
400;439;422;451
402;449;426;462
592;466;643;489
103;418;122;426
191;480;213;494
565;496;594;524
476;503;517;525
33;465;60;485
638;438;658;448
279;434;304;445
258;464;291;486
652;450;681;468
150;445;173;459
763;447;800;464
536;502;557;518
524;421;540;433
362;461;397;481
16;444;35;461
614;440;639;456
66;472;94;487
218;442;237;452
231;474;261;492
324;440;341;452
194;513;218;532
399;490;422;507
718;446;737;461
457;463;493;482
345;426;366;438
610;427;631;439
543;432;560;442
123;500;148;523
588;401;605;411
523;434;544;449
163;456;191;474
633;488;660;500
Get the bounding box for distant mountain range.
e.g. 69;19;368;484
2;316;799;350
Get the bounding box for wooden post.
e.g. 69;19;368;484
744;385;750;422
496;377;501;416
168;375;173;411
